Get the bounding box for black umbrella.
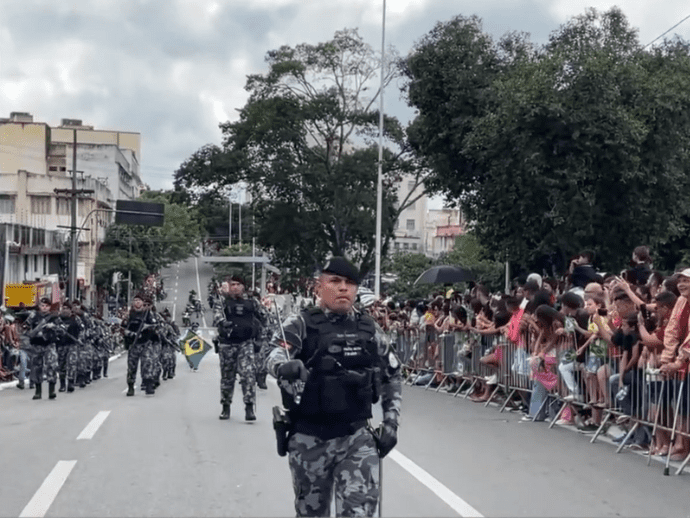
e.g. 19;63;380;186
414;265;474;285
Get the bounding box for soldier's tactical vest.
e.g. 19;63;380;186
286;308;381;424
221;298;256;342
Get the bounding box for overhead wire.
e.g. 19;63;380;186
643;13;690;49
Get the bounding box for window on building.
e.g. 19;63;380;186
0;195;15;213
78;199;88;217
406;219;415;231
407;200;416;211
30;196;51;214
60;166;66;172
403;243;409;250
56;198;70;215
49;166;58;172
412;243;417;250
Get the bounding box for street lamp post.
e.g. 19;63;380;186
374;0;386;299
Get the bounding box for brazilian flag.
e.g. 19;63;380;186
179;330;212;370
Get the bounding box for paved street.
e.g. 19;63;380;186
2;257;689;518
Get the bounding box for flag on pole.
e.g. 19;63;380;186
179;329;212;370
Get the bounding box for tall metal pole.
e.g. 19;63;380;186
229;198;232;248
69;129;78;301
374;0;386;298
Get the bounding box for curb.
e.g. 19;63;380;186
0;351;125;392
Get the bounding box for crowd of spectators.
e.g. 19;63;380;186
364;246;690;462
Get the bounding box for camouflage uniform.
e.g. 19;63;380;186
56;313;81;390
123;308;160;388
214;295;258;407
267;308;402;517
24;310;59;386
160;319;179;379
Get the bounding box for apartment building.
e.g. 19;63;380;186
391;175;427;254
0;112;142;304
425;207;464;259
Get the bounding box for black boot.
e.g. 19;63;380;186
126;383;135;397
59;376;66;392
33;383;42;400
48;382;57;399
257;375;268;390
67;378;75;393
29;381;35;389
85;371;91;384
169;365;175;379
17;379;25;389
145;380;155;396
245;403;256;421
78;374;86;388
92;368;101;381
162;371;168;381
219;404;230;420
102;359;108;378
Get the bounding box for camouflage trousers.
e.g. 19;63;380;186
29;345;59;385
287;426;379;517
77;343;94;376
160;345;176;373
219;340;255;406
57;345;78;382
254;339;271;380
127;340;160;384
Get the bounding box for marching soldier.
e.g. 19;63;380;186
24;297;60;400
160;309;179;380
72;301;94;387
122;293;160;396
56;301;81;393
214;275;259;421
267;257;402;517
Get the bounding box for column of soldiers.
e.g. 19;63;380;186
18;297;119;399
11;292;181;400
122;292;181;396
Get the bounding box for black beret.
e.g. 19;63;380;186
229;274;246;286
321;256;360;284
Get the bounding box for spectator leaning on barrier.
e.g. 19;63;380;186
637;289;677;455
658;268;690;461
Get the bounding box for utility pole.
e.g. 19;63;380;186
70;129;78;302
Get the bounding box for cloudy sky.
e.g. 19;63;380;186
2;0;689;191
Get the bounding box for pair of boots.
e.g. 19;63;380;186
32;383;57;400
219;403;256;421
256;374;268;390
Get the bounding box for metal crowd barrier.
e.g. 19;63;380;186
390;325;690;476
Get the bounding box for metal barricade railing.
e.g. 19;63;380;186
388;324;690;476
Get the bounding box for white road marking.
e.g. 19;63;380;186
76;411;111;440
388;450;483;517
19;460;77;518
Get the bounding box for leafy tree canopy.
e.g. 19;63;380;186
404;8;690;273
174;28;430;281
94;191;201;288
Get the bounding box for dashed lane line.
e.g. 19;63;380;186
76;411;111;440
388;450;483;517
19;460;77;518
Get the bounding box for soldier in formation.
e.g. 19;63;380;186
267;257;402;517
23;297;60;400
214;275;261;421
122;293;162;396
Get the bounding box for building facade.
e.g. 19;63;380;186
0;112;142;305
391;175;427;254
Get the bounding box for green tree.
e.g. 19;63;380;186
175;29;429;280
94;192;201;288
385;252;433;300
441;233;504;292
404;8;690;273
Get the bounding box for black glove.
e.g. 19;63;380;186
213;338;219;354
276;360;309;382
376;421;398;458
